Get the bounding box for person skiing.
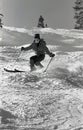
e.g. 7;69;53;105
21;34;55;71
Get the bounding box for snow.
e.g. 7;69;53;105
3;25;83;39
1;26;83;129
61;39;75;43
0;38;2;41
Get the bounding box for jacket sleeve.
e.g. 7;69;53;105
44;41;52;56
23;44;33;51
45;46;52;56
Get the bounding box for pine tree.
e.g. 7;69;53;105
0;13;4;28
37;15;45;28
74;0;83;29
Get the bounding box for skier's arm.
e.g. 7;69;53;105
44;44;55;57
45;46;51;56
21;44;32;51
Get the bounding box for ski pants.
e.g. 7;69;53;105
30;54;45;68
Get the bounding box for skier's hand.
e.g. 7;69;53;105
50;53;55;57
21;47;25;51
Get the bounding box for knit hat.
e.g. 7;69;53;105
34;34;40;39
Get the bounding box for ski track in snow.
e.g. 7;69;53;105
1;28;83;130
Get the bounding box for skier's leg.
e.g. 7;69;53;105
30;56;37;71
35;62;44;68
35;54;45;68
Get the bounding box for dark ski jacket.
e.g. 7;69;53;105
23;39;52;56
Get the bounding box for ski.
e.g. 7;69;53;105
4;68;25;73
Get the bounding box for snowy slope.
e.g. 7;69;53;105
3;25;83;39
1;26;83;130
0;25;83;47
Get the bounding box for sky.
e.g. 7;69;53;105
0;0;75;29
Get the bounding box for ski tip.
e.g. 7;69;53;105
4;68;25;73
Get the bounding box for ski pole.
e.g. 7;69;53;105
5;49;22;70
44;57;54;72
12;50;22;68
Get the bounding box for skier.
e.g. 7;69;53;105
21;34;55;71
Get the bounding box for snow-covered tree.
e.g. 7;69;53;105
37;15;48;28
74;0;83;29
0;13;4;28
37;15;45;28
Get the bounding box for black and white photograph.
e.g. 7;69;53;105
1;0;83;129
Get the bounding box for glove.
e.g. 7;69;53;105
50;53;55;57
21;47;25;51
